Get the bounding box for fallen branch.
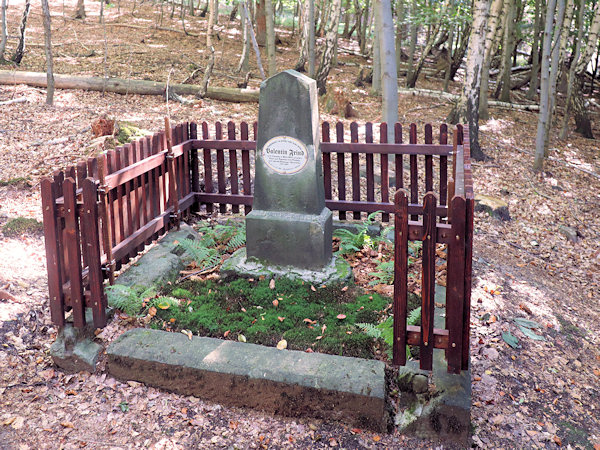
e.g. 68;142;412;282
0;97;27;105
398;87;540;111
0;70;259;102
31;126;91;147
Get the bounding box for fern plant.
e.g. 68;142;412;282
357;306;422;359
177;238;221;271
106;284;157;316
333;211;382;255
369;260;395;285
197;220;246;250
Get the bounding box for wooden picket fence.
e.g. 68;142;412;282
41;121;472;373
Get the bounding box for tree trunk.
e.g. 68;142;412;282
371;5;381;95
229;2;239;20
377;0;398;142
543;0;566;155
295;0;309;71
0;0;7;62
479;0;504;119
41;0;54;105
308;0;316;77
559;0;584;139
534;0;559;171
243;1;266;79
449;25;470;80
74;0;86;19
447;0;491;161
395;0;404;72
12;0;31;66
315;0;342;95
496;0;516;102
0;70;260;102
406;0;418;86
207;0;215;48
236;1;250;73
265;0;276;76
526;0;542;100
256;0;267;46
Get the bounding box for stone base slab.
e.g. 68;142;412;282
245;207;332;269
107;328;387;431
221;248;353;286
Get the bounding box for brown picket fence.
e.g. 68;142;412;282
41;121;472;373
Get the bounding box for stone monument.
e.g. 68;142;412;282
222;70;351;284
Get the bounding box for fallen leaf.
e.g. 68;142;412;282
552;435;562;446
373;435;381;442
594;368;600;377
181;330;193;340
272;299;279;307
276;339;287;350
241;307;247;312
502;331;519;349
336;314;346;320
341;286;349;292
278;316;285;322
224;330;231;337
303;318;316;324
305;348;313;353
148;306;157;317
321;324;327;334
238;334;247;343
311;285;317;291
3;417;16;426
315;336;323;340
39;368;55;381
350;428;362;434
269;279;275;289
60;422;75;428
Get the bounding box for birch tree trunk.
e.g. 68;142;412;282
207;0;215;48
533;0;559;171
479;0;504;119
543;0;567;154
41;0;54;105
256;0;267;45
378;0;398;142
496;0;516;102
0;0;7;62
447;0;491;161
571;1;600;137
526;0;542;100
236;1;250;73
295;0;309;71
12;0;31;65
559;0;584;139
315;0;342;94
265;0;276;76
371;6;381;96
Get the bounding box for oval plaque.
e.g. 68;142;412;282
262;136;309;174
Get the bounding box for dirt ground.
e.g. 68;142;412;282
1;1;600;448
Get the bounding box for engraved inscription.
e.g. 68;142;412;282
262;136;309;174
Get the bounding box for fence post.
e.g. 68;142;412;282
63;178;86;328
41;178;65;327
420;192;437;370
446;196;466;374
190;122;200;213
393;189;409;366
165;117;181;231
81;178;107;328
98;154;115;285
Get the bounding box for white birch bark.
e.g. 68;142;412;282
378;0;398;142
479;0;504;119
41;0;54;105
315;0;342;94
0;0;7;61
446;0;491;160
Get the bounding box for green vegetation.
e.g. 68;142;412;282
116;122;151;144
2;217;43;237
333;211;389;255
357;304;422;359
152;277;390;358
0;177;31;187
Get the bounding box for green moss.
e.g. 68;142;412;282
156;278;389;359
116;122;151;144
2;217;43;237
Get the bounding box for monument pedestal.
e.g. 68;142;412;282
246;208;332;269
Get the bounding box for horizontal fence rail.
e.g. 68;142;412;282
41;121;472;373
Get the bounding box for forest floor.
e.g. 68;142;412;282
1;1;600;448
